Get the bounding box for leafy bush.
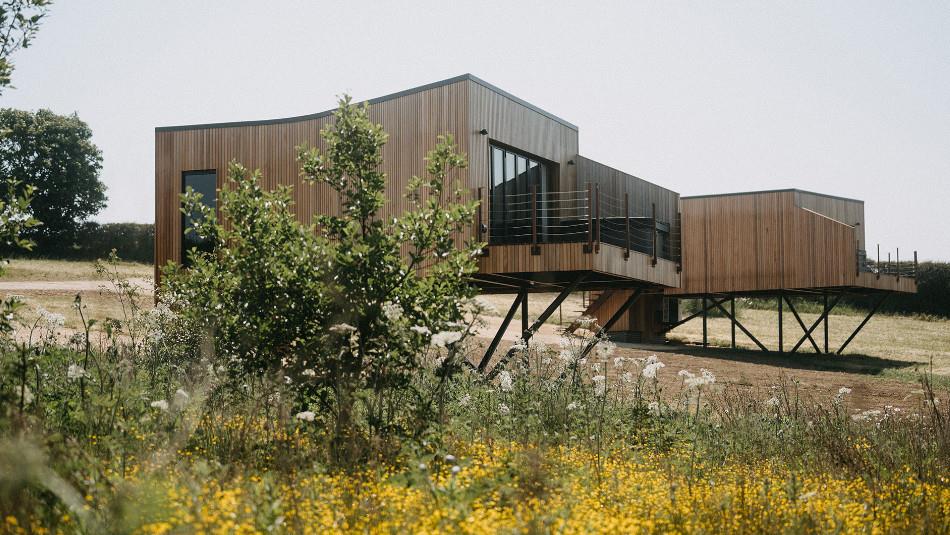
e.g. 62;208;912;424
162;96;481;465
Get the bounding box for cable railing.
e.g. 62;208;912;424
476;184;681;265
857;246;918;279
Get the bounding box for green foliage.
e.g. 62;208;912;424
0;108;106;247
14;222;154;262
0;177;39;335
0;0;50;93
852;261;950;318
163;96;482;464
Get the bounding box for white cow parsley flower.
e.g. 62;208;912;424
67;364;88;380
498;371;513;393
410;325;432;336
295;411;316;422
430;330;463;348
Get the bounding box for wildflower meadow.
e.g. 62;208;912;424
1;98;948;534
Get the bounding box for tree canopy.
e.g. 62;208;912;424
0;0;50;93
0;108;106;246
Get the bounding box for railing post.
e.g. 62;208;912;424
530;184;540;255
676;211;682;272
651;202;657;266
476;187;483;243
896;248;900;280
877;244;880;279
584;183;593;253
854;240;867;277
624;192;630;260
914;250;918;279
888;252;891;277
594;184;601;253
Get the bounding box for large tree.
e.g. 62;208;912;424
0;0;50;94
0;108;106;245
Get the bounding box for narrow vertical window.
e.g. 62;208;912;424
181;170;217;266
488;144;555;245
491;147;505;242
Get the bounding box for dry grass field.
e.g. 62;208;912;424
3;257;152;281
3;260;948;389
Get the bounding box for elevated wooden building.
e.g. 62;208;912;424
155;74;916;364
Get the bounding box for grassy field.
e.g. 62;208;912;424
669;307;950;376
3;262;947;377
3;261;950;533
3;257;152;282
0;259;153;330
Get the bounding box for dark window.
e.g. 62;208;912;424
488;144;556;245
181;170;217;266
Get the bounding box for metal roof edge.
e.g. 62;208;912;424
155;73;578;133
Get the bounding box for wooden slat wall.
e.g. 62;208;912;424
667;190;910;295
475;242;679;288
795;191;865;250
574;156;679;224
466;80;579;236
590;292;666;342
155;81;472;279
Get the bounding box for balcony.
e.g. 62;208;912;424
483;185;681;264
857;248;918;279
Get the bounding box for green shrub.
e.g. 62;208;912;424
162;96;482;465
11;222;154;263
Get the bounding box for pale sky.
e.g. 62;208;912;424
2;0;948;260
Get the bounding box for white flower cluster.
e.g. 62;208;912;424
410;325;431;336
149;387;190;412
678;368;716;389
37;307;65;328
67;364;88;380
851;409;883;422
592;375;607;397
430;330;463;348
498;370;513;393
381;301;403;322
296;410;316;422
642;355;665;379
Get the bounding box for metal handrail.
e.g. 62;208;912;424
487;187;679;261
857;247;918;279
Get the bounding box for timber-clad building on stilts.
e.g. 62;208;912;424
154;74;917;369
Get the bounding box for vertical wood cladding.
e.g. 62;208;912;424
466;80;579;239
574;157;679;224
795;191;865;250
155;81;471;280
668;190;913;295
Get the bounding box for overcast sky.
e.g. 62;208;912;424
2;0;948;259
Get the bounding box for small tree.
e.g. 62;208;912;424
164;96;481;464
0;108;106;249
